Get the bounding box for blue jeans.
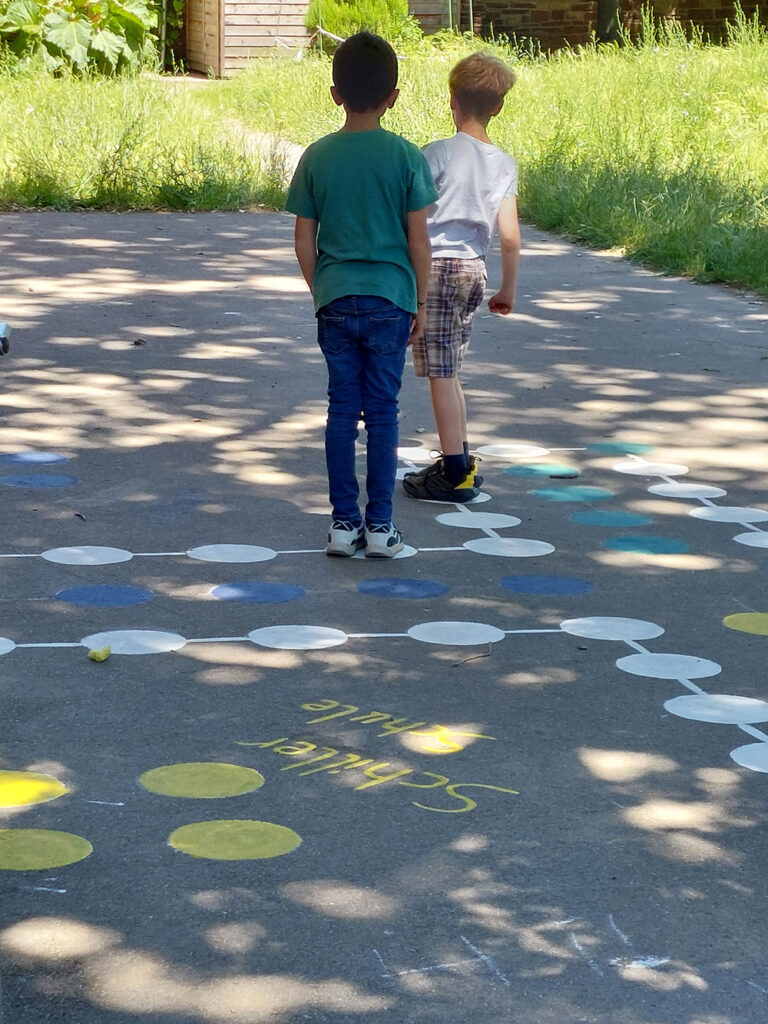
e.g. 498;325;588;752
317;295;412;526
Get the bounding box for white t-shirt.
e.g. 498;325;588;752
423;132;519;259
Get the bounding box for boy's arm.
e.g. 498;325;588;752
488;196;521;315
294;216;318;292
406;207;432;343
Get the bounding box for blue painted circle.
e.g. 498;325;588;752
603;536;689;554
505;463;580;478
500;575;593;595
0;474;77;488
571;511;653;527
357;579;449;599
531;486;613;503
212;582;306;603
586;442;654;455
56;585;154;607
0;451;71;465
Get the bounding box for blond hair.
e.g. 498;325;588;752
449;53;516;121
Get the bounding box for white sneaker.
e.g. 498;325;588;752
326;520;366;557
365;523;404;558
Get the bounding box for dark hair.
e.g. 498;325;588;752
332;32;398;113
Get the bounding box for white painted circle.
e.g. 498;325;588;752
81;629;186;655
417;491;491;505
463;537;555;557
476;444;550;459
689;506;768;524
248;625;348;650
0;638;16;656
560;617;664;641
436;512;521;530
351;544;418;560
616;653;721;680
42;546;133;565
648;482;727;499
613;461;689;477
730;742;768;773
408;621;506;646
397;446;434;463
664;694;768;724
187;544;277;563
733;532;768;549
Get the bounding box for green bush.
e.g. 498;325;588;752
306;0;422;47
0;0;156;73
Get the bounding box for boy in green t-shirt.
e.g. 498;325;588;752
285;32;436;558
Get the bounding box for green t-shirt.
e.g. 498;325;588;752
285;128;437;314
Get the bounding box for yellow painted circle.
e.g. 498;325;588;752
139;763;265;799
0;771;69;808
168;820;301;860
723;613;768;636
0;829;92;871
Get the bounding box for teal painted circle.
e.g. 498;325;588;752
505;464;579;478
603;536;689;554
571;511;653;527
531;486;613;503
586;442;654;455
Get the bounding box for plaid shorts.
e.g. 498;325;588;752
411;257;487;378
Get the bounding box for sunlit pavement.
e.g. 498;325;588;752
1;210;768;1024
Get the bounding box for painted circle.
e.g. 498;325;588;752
733;532;768;549
560;617;664;641
0;830;92;870
80;629;186;655
435;511;521;529
531;486;613;502
248;625;347;650
505;463;580;478
140;763;265;798
0;771;69;808
689;506;768;524
476;444;550;459
664;694;768;725
0;638;16;656
501;575;593;595
0;452;70;465
352;543;419;558
0;474;76;488
730;743;768;773
612;460;689;477
463;537;555;557
415;492;491;506
648;482;727;499
408;620;505;645
571;510;653;527
615;653;721;680
357;579;449;599
397;446;434;463
212;582;305;603
722;613;768;636
587;442;653;455
42;546;133;566
603;536;689;554
168;820;301;860
187;545;277;563
56;585;154;608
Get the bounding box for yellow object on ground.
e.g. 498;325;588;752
88;646;111;662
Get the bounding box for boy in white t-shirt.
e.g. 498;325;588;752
404;52;521;502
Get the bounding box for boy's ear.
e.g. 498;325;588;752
385;88;399;109
330;85;344;108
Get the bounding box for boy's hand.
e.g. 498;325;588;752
488;291;515;315
409;307;427;346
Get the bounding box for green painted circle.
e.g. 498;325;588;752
0;829;92;870
168;820;302;860
140;763;265;799
0;771;69;808
723;612;768;636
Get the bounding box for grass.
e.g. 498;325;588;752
1;13;767;292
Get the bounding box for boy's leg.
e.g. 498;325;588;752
429;377;466;482
317;299;364;526
357;297;411;527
